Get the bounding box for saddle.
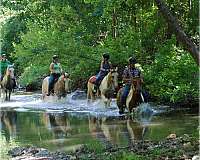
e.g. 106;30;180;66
89;76;96;84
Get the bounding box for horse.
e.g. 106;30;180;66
0;65;15;101
42;72;70;100
87;68;118;107
117;77;142;114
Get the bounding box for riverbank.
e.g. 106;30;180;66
8;134;199;160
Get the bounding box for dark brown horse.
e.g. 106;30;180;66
0;65;14;101
117;77;142;114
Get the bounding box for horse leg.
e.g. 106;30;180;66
0;86;1;98
87;82;92;102
5;89;8;101
89;83;95;101
8;89;11;101
107;99;111;107
87;92;90;102
101;94;108;107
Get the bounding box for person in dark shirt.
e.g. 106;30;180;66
0;54;11;81
95;53;112;87
47;55;63;96
121;56;143;106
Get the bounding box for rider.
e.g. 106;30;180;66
47;55;63;96
121;56;143;106
94;53;112;90
0;53;11;81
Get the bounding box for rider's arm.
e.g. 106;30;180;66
59;63;63;73
109;61;112;71
49;63;54;73
140;72;144;83
138;69;144;83
100;61;105;71
6;60;11;66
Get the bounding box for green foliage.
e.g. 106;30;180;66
0;15;27;56
1;0;198;104
143;37;198;103
19;65;48;86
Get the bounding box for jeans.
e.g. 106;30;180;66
121;84;131;105
48;73;60;94
95;71;108;86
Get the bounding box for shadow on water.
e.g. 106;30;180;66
0;92;199;159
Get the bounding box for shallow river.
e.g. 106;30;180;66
0;93;198;159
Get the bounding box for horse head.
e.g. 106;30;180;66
107;67;119;90
6;64;15;78
0;64;15;101
99;67;119;106
130;76;142;94
126;77;142;112
64;72;71;93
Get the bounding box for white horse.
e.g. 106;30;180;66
0;65;15;101
87;68;118;107
42;73;70;100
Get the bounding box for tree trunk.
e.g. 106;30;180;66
112;8;117;38
154;0;199;65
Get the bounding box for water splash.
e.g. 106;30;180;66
0;93;120;117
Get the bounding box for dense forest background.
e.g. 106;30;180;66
0;0;199;105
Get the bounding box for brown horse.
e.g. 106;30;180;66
87;68;118;107
0;65;15;101
117;77;142;114
42;73;70;100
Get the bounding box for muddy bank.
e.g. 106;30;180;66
8;134;199;160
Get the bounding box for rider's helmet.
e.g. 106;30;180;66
128;56;137;64
2;54;6;58
52;54;59;60
103;53;110;60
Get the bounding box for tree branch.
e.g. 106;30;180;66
155;0;199;66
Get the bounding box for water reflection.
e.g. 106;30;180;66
126;117;148;144
88;115;149;147
0;111;17;142
0;109;198;154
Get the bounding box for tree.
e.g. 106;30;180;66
155;0;199;65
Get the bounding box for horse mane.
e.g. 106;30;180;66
103;72;114;88
106;72;112;88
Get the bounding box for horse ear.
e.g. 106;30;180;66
115;67;118;71
65;72;70;78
